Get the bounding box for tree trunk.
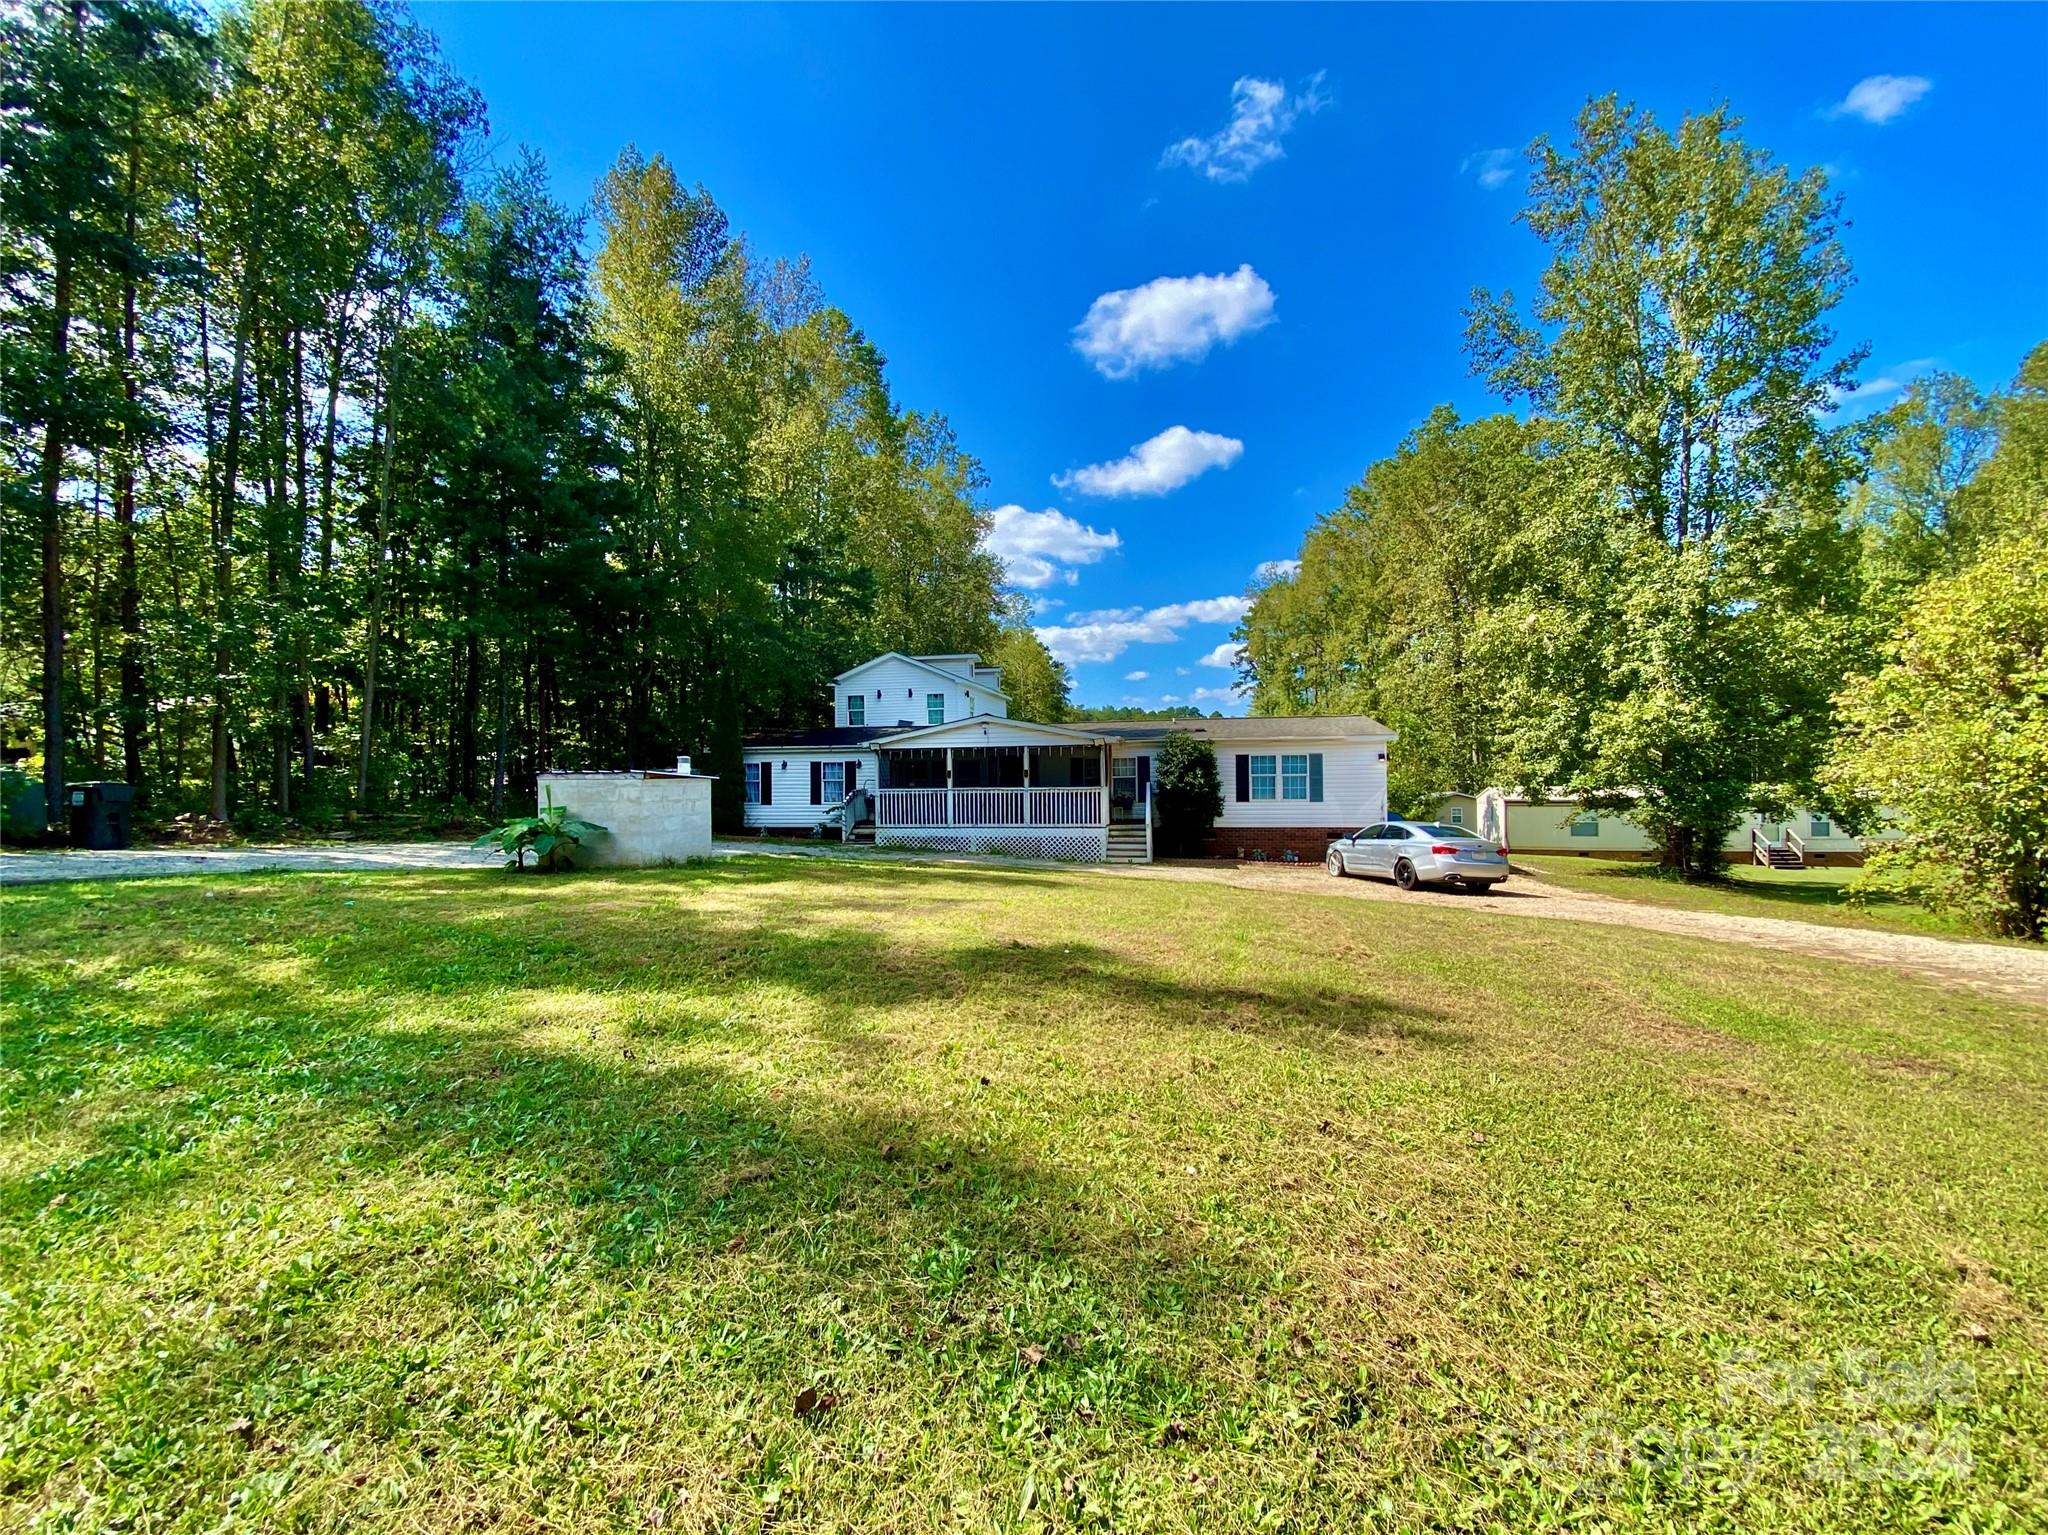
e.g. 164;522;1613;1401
490;638;510;817
293;324;314;797
356;341;398;806
210;270;258;823
459;628;480;802
116;130;148;796
39;242;73;828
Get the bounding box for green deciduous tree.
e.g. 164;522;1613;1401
1240;407;1541;811
1827;533;2048;938
986;621;1069;723
1463;97;1871;873
1;2;1018;839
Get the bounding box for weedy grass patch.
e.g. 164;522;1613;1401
1513;855;1994;940
1;858;2042;1531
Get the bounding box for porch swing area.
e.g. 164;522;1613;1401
874;745;1107;830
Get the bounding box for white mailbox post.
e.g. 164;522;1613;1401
536;767;716;867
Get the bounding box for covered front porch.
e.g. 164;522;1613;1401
860;718;1155;862
875;744;1107;829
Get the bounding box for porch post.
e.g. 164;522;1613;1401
944;747;954;825
1101;743;1110;826
1022;747;1032;825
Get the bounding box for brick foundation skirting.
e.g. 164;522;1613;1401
1194;826;1356;864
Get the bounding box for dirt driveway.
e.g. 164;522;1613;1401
1134;859;2048;1008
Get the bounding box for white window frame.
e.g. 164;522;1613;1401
743;762;762;805
846;694;864;726
1810;814;1831;837
1448;807;1464;826
1249;753;1277;801
821;762;845;803
1280;753;1310;801
1569;816;1600;837
926;693;946;725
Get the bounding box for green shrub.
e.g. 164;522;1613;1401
1152;732;1222;858
472;786;607;872
1;768;48;842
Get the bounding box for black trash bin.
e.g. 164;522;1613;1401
67;782;135;850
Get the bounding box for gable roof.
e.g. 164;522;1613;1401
1091;714;1395;743
867;714;1110;748
833;651;999;693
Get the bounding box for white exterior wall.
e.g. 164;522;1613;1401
1482;794;1909;855
834;657;1007;727
1506;802;1659;854
536;772;713;867
1213;740;1390;829
740;749;881;829
1435;792;1480;832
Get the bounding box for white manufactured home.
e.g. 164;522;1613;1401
1432;788;1905;868
741;651;1395;864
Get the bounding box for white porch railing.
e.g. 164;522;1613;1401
876;787;1104;828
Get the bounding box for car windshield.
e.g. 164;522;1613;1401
1411;823;1480;839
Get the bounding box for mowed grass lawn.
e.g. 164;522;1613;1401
1514;855;1988;940
2;859;2043;1533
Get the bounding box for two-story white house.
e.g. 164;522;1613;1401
741;651;1396;864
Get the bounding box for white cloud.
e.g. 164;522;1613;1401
1199;641;1245;669
1253;558;1300;582
1054;426;1243;498
1461;146;1516;190
1822;357;1939;414
1160;72;1330;183
1124;670;1150;682
1831;74;1931;125
1073;265;1276;379
1035;594;1252;665
1176;667;1191;677
1190;684;1248;708
1159;693;1184;706
982;504;1121;589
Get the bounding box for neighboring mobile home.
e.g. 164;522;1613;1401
1433;788;1903;868
742;651;1395;864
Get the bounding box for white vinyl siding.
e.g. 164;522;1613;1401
740;750;880;829
1216;740;1388;829
835;656;1007;727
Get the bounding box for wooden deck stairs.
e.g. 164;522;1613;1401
1106;822;1149;864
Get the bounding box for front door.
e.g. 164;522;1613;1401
1110;755;1148;822
1111;757;1138;821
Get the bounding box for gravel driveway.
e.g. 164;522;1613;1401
7;837;2043;1007
0;841;498;883
1135;859;2048;1008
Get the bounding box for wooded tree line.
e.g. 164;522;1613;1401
1240;100;2045;927
2;0;1062;834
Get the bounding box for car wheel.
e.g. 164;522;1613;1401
1394;859;1420;891
1327;850;1347;878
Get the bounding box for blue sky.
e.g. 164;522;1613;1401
416;2;2048;713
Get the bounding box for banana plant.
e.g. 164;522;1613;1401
472;786;606;871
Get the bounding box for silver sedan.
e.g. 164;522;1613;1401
1326;820;1510;891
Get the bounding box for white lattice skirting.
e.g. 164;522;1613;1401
875;828;1108;862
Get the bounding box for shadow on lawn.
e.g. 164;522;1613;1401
0;863;1478;1514
4;854;1459;1285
